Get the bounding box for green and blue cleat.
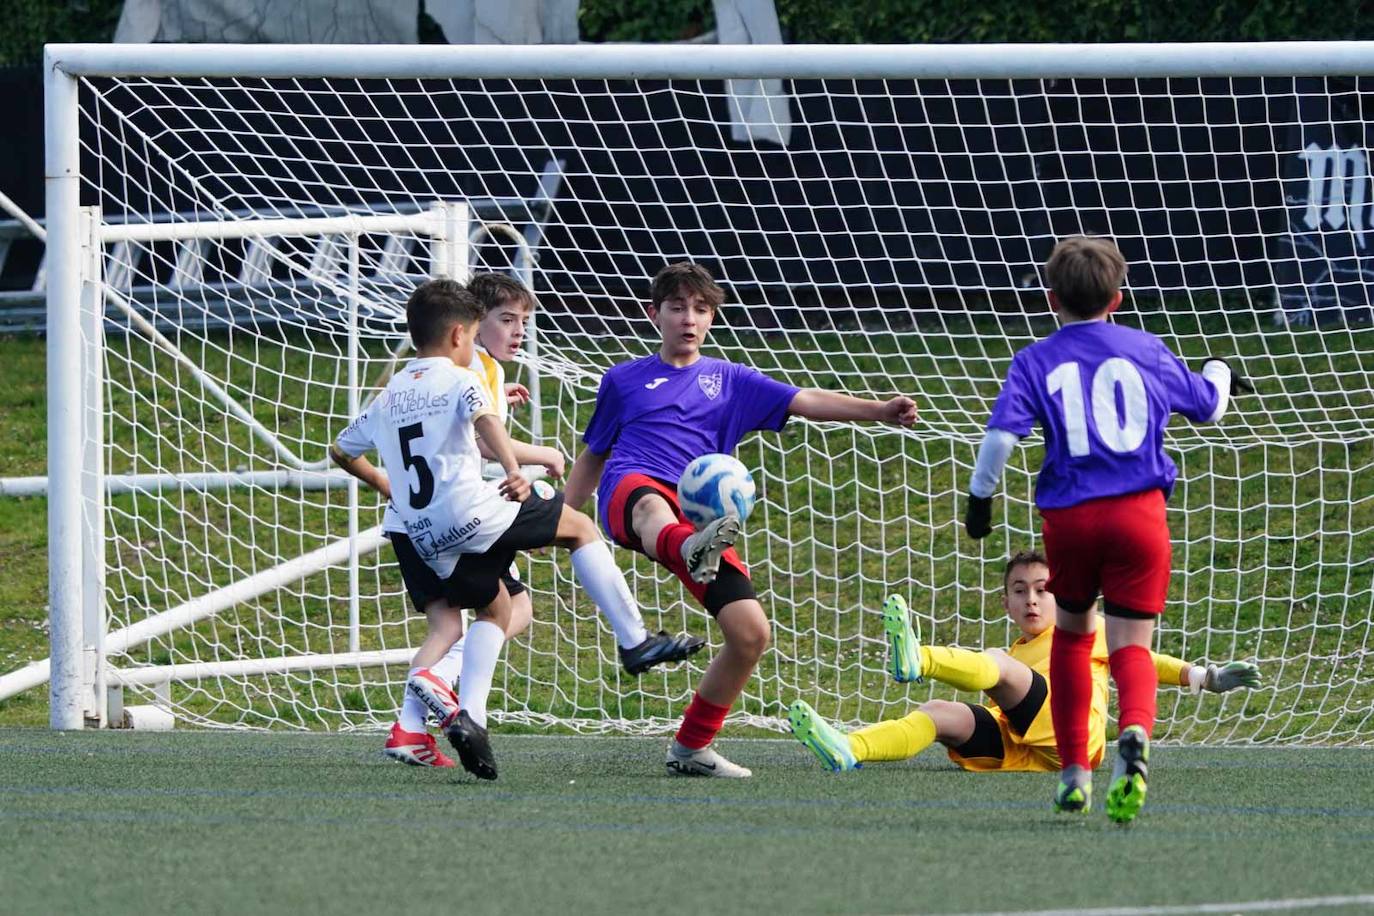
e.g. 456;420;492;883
1054;765;1093;814
787;700;858;772
1106;725;1150;825
882;594;923;684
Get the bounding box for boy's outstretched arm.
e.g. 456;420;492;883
1152;651;1263;694
788;389;917;426
563;447;608;512
329;445;391;500
964;428;1020;539
474;435;566;479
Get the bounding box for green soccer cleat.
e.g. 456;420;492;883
882;594;923;684
1106;725;1150;825
1054;765;1093;814
787;700;858;772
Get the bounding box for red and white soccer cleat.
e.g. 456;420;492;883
407;667;460;728
383;723;456;768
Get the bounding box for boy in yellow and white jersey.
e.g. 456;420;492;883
789;550;1261;773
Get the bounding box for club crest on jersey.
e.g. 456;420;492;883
698;371;722;400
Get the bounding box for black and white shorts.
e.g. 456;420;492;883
388;491;564;612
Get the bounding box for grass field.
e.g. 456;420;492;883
0;311;1372;913
3;729;1374;915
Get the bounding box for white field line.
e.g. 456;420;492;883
927;893;1374;916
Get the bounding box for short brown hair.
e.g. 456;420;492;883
1003;549;1048;592
650;261;726;310
468;272;537;314
406;279;484;349
1045;236;1127;320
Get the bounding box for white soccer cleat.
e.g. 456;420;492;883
680;516;741;585
407;667;460;728
665;740;753;778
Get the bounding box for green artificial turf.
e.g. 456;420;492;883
2;730;1373;915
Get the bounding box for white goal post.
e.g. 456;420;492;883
18;41;1374;741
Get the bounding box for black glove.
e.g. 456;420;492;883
964;494;993;539
1201;357;1254;396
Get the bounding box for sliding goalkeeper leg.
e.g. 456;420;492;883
789;700;947;771
882;594;923;683
787;700;859;772
883;594;1000;692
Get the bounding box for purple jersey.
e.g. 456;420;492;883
583;354;799;530
987;321;1220;509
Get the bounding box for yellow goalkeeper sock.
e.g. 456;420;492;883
848;710;938;763
919;646;1000;692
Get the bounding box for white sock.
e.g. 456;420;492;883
430;635;465;687
459;620;505;729
398;666;429;733
571;541;649;650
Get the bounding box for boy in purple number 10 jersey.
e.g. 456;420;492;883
564;262;917;778
964;237;1252;824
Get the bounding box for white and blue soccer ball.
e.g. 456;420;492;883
678;453;756;528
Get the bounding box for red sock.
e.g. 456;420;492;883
1110;645;1159;736
655;522;699;592
1049;627;1096;770
674;692;732;750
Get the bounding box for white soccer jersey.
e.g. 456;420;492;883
335;356;519;577
377;346;507;535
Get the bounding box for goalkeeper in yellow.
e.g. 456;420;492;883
788;550;1261;773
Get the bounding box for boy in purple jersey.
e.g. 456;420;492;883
964;236;1251;823
564;261;917;777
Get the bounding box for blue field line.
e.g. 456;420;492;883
4;735;1373;772
3;782;1374;821
3;806;1374;847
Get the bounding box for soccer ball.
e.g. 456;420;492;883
678;453;756;528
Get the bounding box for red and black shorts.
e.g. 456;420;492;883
603;473;755;616
1039;488;1172;618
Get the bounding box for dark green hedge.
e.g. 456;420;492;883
4;0;1372;67
578;0;1374;45
0;0;124;68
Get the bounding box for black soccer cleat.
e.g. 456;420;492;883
619;630;707;675
444;710;498;781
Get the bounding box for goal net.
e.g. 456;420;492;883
23;44;1374;743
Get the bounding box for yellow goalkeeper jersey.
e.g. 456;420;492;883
987;626;1110;760
984;625;1190;763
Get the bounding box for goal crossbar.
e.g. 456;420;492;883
44;41;1374;80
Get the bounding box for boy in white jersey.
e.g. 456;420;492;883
375;273;565;766
332;280;703;779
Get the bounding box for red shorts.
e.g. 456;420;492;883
604;473;749;608
1039;489;1171;616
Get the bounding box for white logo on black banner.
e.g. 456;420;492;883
1299;143;1373;248
698;372;722;400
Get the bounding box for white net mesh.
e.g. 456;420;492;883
73;65;1374;742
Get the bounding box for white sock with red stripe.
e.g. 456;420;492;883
571;541;648;650
459;620;505;729
398;667;429;733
